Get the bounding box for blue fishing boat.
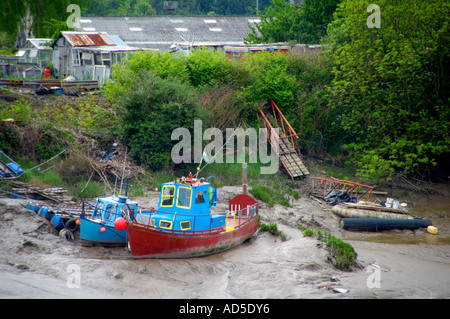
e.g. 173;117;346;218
79;195;149;246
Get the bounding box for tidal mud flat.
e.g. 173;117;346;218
0;184;449;299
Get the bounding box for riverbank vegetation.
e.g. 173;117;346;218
1;0;449;198
298;226;360;271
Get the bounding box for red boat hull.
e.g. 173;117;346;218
127;215;259;259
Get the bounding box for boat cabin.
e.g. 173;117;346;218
153;173;222;232
92;195;138;224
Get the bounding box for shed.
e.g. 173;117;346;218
51;31;141;82
16;38;53;68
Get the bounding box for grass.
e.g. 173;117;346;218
250;182;299;207
259;220;287;241
298;226;360;271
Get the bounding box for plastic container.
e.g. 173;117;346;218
6;162;24;175
51;215;64;230
52;88;64;95
38;208;48;218
427;225;438;235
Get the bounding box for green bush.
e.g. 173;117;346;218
121;71;200;170
185;48;232;87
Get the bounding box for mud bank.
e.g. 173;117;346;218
0;183;449;299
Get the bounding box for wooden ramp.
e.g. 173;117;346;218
258;100;309;179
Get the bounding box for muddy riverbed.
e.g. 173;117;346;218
0;183;449;299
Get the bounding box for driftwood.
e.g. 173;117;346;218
73;144;145;193
10;180;70;203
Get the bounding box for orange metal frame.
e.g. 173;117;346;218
310;177;374;202
269;99;300;151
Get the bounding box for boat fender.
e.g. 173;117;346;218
427;226;438;235
114;217;127;231
65;218;79;232
59;229;74;241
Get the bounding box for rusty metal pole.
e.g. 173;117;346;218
242;162;247;195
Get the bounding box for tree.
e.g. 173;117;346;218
245;0;341;44
134;0;156;15
0;0;89;49
121;71;200;170
327;0;450;180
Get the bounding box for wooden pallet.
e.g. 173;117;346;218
9;181;70;203
258;99;310;179
279;136;309;178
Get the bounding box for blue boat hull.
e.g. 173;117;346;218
80;217;127;246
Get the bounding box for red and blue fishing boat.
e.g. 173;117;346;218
119;173;259;259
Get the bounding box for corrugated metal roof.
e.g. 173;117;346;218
27;39;53;50
75;16;259;51
61;32;116;47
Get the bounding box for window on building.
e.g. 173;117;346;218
72;49;81;66
102;52;111;67
94;53;102;65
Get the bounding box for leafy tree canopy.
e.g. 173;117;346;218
0;0;89;39
327;0;450;180
246;0;341;44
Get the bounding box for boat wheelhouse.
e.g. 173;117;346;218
123;173;259;259
80;195;143;246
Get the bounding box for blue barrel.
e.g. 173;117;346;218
6;162;24;175
26;203;36;212
39;208;48;218
45;211;55;221
51;215;64;230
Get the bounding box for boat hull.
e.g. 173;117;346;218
127;215;259;259
80;217;127;247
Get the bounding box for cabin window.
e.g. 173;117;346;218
161;185;175;207
93;201;104;217
195;191;206;204
104;204;117;221
177;187;192;209
180;220;191;231
159;220;172;230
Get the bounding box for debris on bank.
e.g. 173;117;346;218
309;176;436;233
